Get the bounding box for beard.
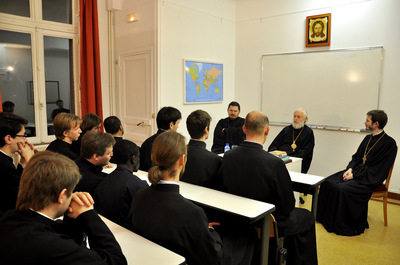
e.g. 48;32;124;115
292;122;305;129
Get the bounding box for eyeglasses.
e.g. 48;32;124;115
14;133;28;138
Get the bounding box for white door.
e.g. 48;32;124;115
117;50;156;146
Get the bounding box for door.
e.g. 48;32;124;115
117;50;155;146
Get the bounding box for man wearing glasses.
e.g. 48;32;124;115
0;112;35;215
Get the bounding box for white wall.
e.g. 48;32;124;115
159;0;237;145
235;0;400;193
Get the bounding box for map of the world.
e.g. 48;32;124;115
184;60;223;103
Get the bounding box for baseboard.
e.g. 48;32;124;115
389;192;400;201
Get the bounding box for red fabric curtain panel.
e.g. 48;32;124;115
80;0;103;120
0;87;3;112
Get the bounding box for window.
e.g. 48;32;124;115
0;0;79;144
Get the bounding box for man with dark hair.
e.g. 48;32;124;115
51;99;70;120
71;112;102;156
268;108;315;173
181;110;222;189
0;112;35;214
75;131;115;194
94;140;148;230
104;116;124;143
2;101;15;113
139;106;182;171
317;110;397;236
46;113;82;160
220;111;318;265
0;151;127;265
211;101;246;154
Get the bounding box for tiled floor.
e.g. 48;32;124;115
300;195;400;265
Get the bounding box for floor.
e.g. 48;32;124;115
300;195;400;265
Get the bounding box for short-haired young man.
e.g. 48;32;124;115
211;101;246;154
0;112;35;214
104;116;124;143
75;131;115;195
139;106;181;171
94;140;148;230
181;110;222;189
46;112;82;160
0;151;127;265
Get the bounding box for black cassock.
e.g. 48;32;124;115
46;139;79;160
317;131;397;236
268;124;315;173
220;141;318;265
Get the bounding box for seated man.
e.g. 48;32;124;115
0;151;127;265
317;110;397;236
71;112;102;156
211;101;246;154
104;115;124;143
181;110;222;189
220;111;318;265
75;131;115;195
51;99;70;120
139;106;181;171
0;112;35;214
268;108;315;173
46;113;82;160
94;140;148;230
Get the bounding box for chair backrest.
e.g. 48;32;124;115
384;160;395;190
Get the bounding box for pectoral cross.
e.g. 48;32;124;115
291;142;297;152
362;156;367;164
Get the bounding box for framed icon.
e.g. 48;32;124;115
306;13;331;48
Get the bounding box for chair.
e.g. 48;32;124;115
370;159;396;226
269;214;287;265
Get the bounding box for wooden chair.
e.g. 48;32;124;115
270;214;287;265
370;160;396;226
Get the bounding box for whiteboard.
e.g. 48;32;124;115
261;47;383;130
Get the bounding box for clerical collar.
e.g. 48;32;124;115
371;130;384;136
244;140;263;147
158;180;179;186
30;209;56;221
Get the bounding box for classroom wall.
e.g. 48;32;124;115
159;0;237;144
235;0;400;193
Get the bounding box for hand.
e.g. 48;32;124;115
66;192;94;219
17;141;35;167
103;162;113;169
208;222;220;229
343;168;354;181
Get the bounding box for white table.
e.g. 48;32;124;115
100;216;186;265
135;170;275;265
288;171;326;218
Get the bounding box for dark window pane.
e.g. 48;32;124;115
0;30;36;137
42;0;72;24
0;0;30;17
43;36;74;134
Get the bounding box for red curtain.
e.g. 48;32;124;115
80;0;103;120
0;87;3;112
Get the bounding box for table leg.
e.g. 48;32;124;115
311;187;319;218
260;215;271;265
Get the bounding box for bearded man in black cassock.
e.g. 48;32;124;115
317;110;397;236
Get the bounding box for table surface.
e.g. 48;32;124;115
100;216;186;265
135;170;275;222
289;171;325;187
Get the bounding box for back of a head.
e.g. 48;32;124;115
113;139;139;164
81;112;102;132
53;113;82;140
104;116;122;134
0;112;28;147
228;101;241;111
2;101;15;113
244;111;269;136
156;107;182;130
186;109;211;139
148;131;186;184
16;151;81;211
80;131;116;159
367;109;388;129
